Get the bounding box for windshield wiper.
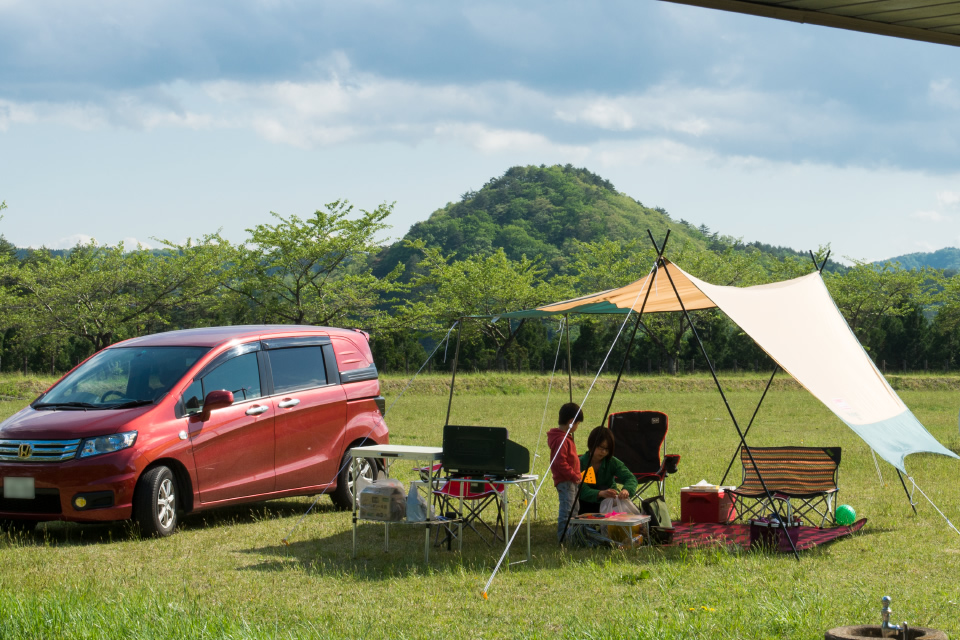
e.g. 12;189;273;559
32;401;100;410
106;400;156;409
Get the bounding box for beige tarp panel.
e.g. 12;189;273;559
527;261;716;316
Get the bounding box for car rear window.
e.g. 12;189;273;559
267;346;327;394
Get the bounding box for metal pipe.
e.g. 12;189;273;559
444;318;464;427
720;364;779;486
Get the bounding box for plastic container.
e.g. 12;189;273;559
680;486;737;523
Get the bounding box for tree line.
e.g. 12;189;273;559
0;197;958;378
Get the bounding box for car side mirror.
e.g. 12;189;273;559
200;389;234;421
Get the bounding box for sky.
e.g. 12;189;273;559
2;0;960;262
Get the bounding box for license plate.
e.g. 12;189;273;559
3;477;35;500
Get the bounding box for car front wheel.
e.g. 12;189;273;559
133;465;179;537
331;451;380;510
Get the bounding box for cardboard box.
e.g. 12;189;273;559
680;486;737;524
359;481;407;522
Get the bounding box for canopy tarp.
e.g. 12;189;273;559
488;259;959;473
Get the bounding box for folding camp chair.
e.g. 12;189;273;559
608;410;680;503
433;477;505;547
730;446;841;527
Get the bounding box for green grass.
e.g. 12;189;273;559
2;373;960;639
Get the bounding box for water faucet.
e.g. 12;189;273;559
881;596;909;640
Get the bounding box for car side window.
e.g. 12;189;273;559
202;352;262;402
182;379;203;415
266;346;327;394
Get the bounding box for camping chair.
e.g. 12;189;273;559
730;446;841;527
433;477;505;547
608;410;680;503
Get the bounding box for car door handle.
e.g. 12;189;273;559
245;405;269;416
277;399;301;409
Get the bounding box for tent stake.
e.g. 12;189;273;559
653;247;802;560
444;318;464;427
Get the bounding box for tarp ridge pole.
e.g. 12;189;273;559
654;246;802;560
444;317;464;427
719;364;779;486
566;314;573;402
599;230;669;427
808;249;831;274
896;469;918;514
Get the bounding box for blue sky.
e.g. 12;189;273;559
1;0;960;261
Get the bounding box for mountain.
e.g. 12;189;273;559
878;246;960;272
374;164;707;276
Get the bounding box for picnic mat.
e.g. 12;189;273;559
666;518;867;552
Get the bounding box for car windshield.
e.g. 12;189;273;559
35;346;209;409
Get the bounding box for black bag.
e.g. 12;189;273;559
641;496;674;544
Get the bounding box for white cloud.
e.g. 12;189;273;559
929;79;960;109
912;210;949;222
36;234;152;250
46;234;94;250
937;190;960;207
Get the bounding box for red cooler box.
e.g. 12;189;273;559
680;485;737;524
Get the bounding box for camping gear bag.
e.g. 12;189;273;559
599;497;644;543
641;496;675;544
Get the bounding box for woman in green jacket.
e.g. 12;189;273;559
578;426;639;514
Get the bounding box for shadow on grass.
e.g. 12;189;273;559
237;518;576;579
2;497;344;547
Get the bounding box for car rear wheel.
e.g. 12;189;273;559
133;465;179;537
331;451;380;510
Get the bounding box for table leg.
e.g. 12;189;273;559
424;523;430;563
503;490;510;560
526;497;531;561
351;457;358;558
385;523;390;552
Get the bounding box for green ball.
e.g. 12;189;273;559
835;504;856;526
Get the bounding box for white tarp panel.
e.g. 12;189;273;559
678;264;959;473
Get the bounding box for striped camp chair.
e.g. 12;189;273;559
730;446;841;527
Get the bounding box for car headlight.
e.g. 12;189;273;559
79;431;138;458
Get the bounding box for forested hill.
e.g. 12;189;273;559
879;247;960;272
373;164;706;277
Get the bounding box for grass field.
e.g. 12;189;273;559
1;372;959;639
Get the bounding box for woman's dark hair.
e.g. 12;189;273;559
558;402;584;427
586;426;615;462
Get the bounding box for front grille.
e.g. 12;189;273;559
0;488;62;514
0;439;81;462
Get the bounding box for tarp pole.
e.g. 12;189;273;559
600;231;670;428
600;314;643;428
896;469;918;514
444;318;464;427
655;249;802;560
719;364;779;486
566;314;573;402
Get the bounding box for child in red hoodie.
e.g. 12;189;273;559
547;403;616;547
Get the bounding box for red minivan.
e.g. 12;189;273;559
0;325;388;536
